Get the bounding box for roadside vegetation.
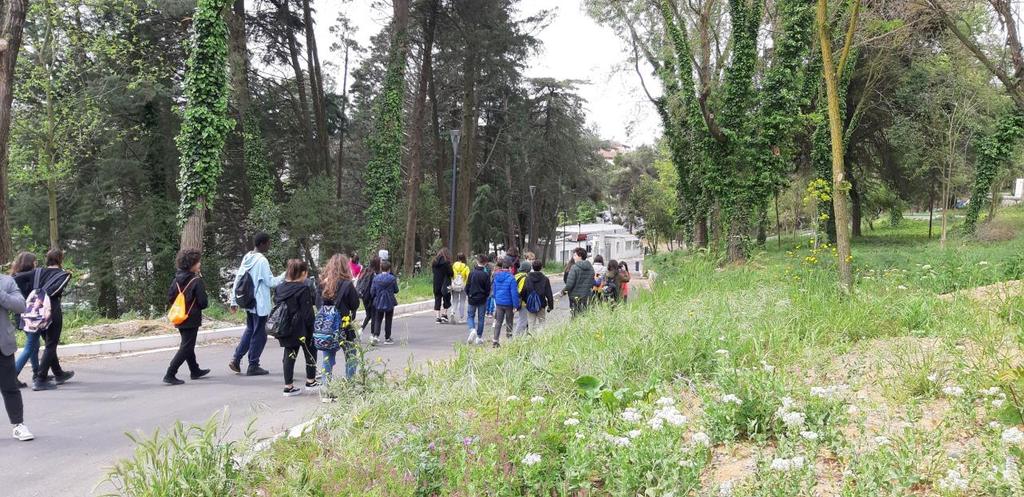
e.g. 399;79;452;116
104;207;1024;496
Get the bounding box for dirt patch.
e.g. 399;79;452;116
705;443;757;487
938;279;1024;305
65;318;239;343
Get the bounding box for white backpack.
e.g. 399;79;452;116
451;272;466;292
23;270;65;334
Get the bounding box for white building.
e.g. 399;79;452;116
554;223;643;264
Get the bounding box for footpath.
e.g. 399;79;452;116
5;279;568;497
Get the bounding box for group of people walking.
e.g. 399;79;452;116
0;248;75;442
0;232;636;442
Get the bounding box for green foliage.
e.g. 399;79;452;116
963;111;1024;233
242;115;278;235
175;0;233;225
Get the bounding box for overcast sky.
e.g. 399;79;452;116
309;0;662;146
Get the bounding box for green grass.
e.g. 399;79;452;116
107;208;1024;496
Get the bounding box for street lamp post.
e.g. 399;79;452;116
448;129;461;253
528;185;536;254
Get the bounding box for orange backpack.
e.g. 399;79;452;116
167;278;198;326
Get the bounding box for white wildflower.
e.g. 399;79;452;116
782;411;807;429
990;421;1002;429
651;405;688;428
521;453;542;466
720;394;743;405
937;468;969;492
942;385;965;397
506;395;520;402
983;387;1002;396
692;432;711;446
649;417;664;431
575;432;585;439
1005;456;1020;481
761;361;775;373
979;261;990;266
810;385;849;399
718;480;735;497
922;264;932;271
715;349;730;356
564;418;580;427
873;436;891;447
994;399;1006;409
530;395;545;404
656;396;676;406
1002;427;1024;445
926;374;938;383
627;429;643;439
800;431;819;441
605;434;631;447
621;408;643;423
770;456;806;472
679;459;696;468
897;285;908;290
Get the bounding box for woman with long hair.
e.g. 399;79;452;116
274;259;319;396
14;248;73;391
432;248;454;323
318;254;360;388
356;256;381;333
10;252;36;387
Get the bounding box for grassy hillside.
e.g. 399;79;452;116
108;209;1024;496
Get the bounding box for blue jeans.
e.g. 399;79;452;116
15;332;39;376
467;304;486;338
233;312;268;368
323;329;358;381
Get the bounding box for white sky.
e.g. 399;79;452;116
311;0;662;146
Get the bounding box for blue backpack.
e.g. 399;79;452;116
313;304;341;351
526;291;544;313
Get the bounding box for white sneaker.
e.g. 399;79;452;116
467;330;476;344
371;336;379;346
474;337;483;345
12;424;33;441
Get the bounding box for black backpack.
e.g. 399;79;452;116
234;271;256;309
266;301;292;339
356;272;374;300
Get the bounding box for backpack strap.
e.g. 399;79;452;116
32;268;41;291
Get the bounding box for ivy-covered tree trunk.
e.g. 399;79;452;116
962;112;1024;233
0;0;25;263
455;52;480;255
177;0;233;251
363;0;411;251
402;0;439;277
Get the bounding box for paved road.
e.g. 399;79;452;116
2;279;567;497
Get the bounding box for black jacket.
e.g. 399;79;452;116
166;270;208;329
274;281;314;348
466;265;491;306
323;279;360;327
15;268;71;319
432;258;454;293
521;271;554;312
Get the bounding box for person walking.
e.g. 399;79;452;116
317;254;360;386
16;249;73;391
619;261;632;303
562;248;596;318
432;248;454;324
370;260;399;345
274;260;320;397
228;233;284;376
603;259;629;304
0;267;31;440
464;255;491;345
450;253;470;324
491;261;519;347
521;260;555;331
10;252;38;388
349;254;363;280
163;249;211;385
356;256;380;334
514;261;531;335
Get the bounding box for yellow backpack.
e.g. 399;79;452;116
167;278;198;326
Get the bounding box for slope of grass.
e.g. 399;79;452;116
107;209;1024;496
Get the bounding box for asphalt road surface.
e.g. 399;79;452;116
2;279;567;497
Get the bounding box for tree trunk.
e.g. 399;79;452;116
0;0;25;263
455;53;479;255
726;219;744;263
849;169;862;237
817;0;857;292
756;206;767;246
775;192;782;248
401;0;439;277
429;61;448;246
694;214;708;249
278;0;315;180
226;0;252;231
47;178;59;249
928;187;934;239
335;46;349;198
302;0;330;174
181;198;208;251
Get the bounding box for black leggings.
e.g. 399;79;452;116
167;328;200;377
38;313;64;380
433;290;451;312
282;343;316;385
372;309;394;339
0;352;23;424
361;298;374;330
